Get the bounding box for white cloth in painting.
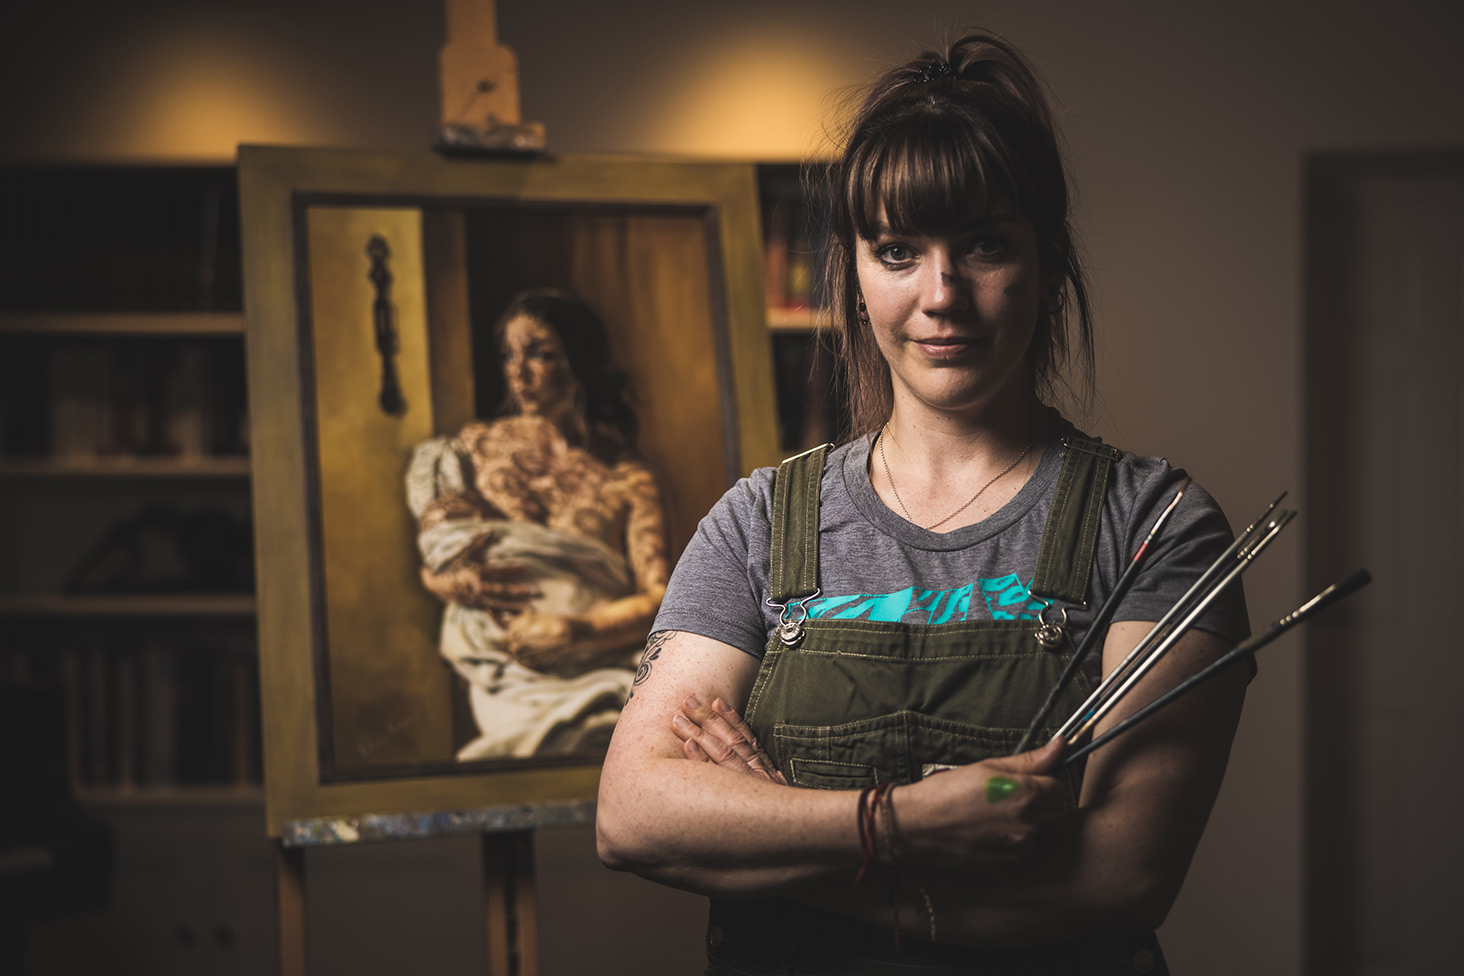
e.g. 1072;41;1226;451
408;437;637;761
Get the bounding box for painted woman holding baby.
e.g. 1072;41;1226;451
408;290;669;760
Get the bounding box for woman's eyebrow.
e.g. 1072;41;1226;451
503;339;552;356
869;214;1023;238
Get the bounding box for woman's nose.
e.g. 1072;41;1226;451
922;250;968;312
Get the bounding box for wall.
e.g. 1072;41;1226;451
6;1;1464;973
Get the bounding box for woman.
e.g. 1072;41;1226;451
407;290;669;760
597;32;1250;975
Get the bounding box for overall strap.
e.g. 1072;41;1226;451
1030;436;1121;606
769;443;829;605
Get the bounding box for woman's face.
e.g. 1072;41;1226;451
501;314;578;423
855;203;1047;419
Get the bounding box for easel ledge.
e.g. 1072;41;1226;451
276;799;595;976
279;798;596;848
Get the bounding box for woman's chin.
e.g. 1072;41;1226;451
902;376;1036;418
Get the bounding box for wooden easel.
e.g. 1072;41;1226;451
437;0;545;152
274;4;546;971
482;831;540;975
275;830;540;976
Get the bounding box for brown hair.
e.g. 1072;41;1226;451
814;31;1094;437
493;289;639;463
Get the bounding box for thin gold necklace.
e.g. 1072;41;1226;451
878;424;1035;531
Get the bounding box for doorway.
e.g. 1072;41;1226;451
1304;154;1464;974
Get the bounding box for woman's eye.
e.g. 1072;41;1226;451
969;236;1007;258
875;243;914;264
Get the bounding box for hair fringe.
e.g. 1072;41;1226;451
815;30;1096;438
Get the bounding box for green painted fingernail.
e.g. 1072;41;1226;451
985;776;1019;803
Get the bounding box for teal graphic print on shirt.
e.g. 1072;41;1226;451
805;574;1045;624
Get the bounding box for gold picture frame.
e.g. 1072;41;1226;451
238;146;776;836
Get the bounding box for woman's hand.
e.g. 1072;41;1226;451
670;695;788;785
895;737;1069;877
502;610;578;669
670;693;1066;875
420;562;540;614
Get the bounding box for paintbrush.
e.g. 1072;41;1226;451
1052;492;1289;743
1064;508;1296;742
1013;477;1191;754
1060;568;1372;767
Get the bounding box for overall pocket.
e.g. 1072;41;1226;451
771;711;908;788
772;710;1082;806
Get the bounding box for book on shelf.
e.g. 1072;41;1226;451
115;650;138;788
48;343;100;457
770;328;846;453
60;648;84;786
785;220;813;311
762;186;820;314
2;334;248;462
142;641;178;787
165;342;208;457
5;639;261;792
83;646;110;786
764;202;792;310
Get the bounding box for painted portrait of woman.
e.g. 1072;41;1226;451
406;289;670;760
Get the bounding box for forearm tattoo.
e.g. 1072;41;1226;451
628;630;673;699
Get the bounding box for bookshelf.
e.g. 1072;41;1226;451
0;163;829;793
0;311;246;336
0;164;260;802
0;594;257;617
756;163;845;452
766;306;825;332
0;456;252;478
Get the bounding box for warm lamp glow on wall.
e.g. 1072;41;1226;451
69;24;331;161
636;31;855;159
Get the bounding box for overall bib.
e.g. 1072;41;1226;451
704;438;1169;976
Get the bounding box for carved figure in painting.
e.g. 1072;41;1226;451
406;290;669;760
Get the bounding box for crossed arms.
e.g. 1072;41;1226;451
596;621;1246;947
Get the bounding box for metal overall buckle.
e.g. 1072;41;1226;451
1034;602;1068;649
766;589;820;648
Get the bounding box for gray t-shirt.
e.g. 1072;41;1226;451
655;425;1250;682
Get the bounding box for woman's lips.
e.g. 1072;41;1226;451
914;336;985;359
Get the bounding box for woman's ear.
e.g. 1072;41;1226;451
1043;276;1066;315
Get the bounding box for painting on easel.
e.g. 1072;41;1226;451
239;146;776;835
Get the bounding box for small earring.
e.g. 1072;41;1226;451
856;294;870;326
1046;287;1065;314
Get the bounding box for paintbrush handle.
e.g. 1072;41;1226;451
1054;493;1284;741
1060;568;1371;768
1014;557;1136;753
1067;510;1295;741
1013;479;1192;755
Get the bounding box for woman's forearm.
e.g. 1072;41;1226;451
796;804;1165;947
652;626;1245;944
600;631;1071;903
508;588;665;672
598;631;865;896
599;750;1162;940
813;632;1247;946
571;588;665;656
596;749;861;896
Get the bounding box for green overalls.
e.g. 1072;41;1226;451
704;437;1170;976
